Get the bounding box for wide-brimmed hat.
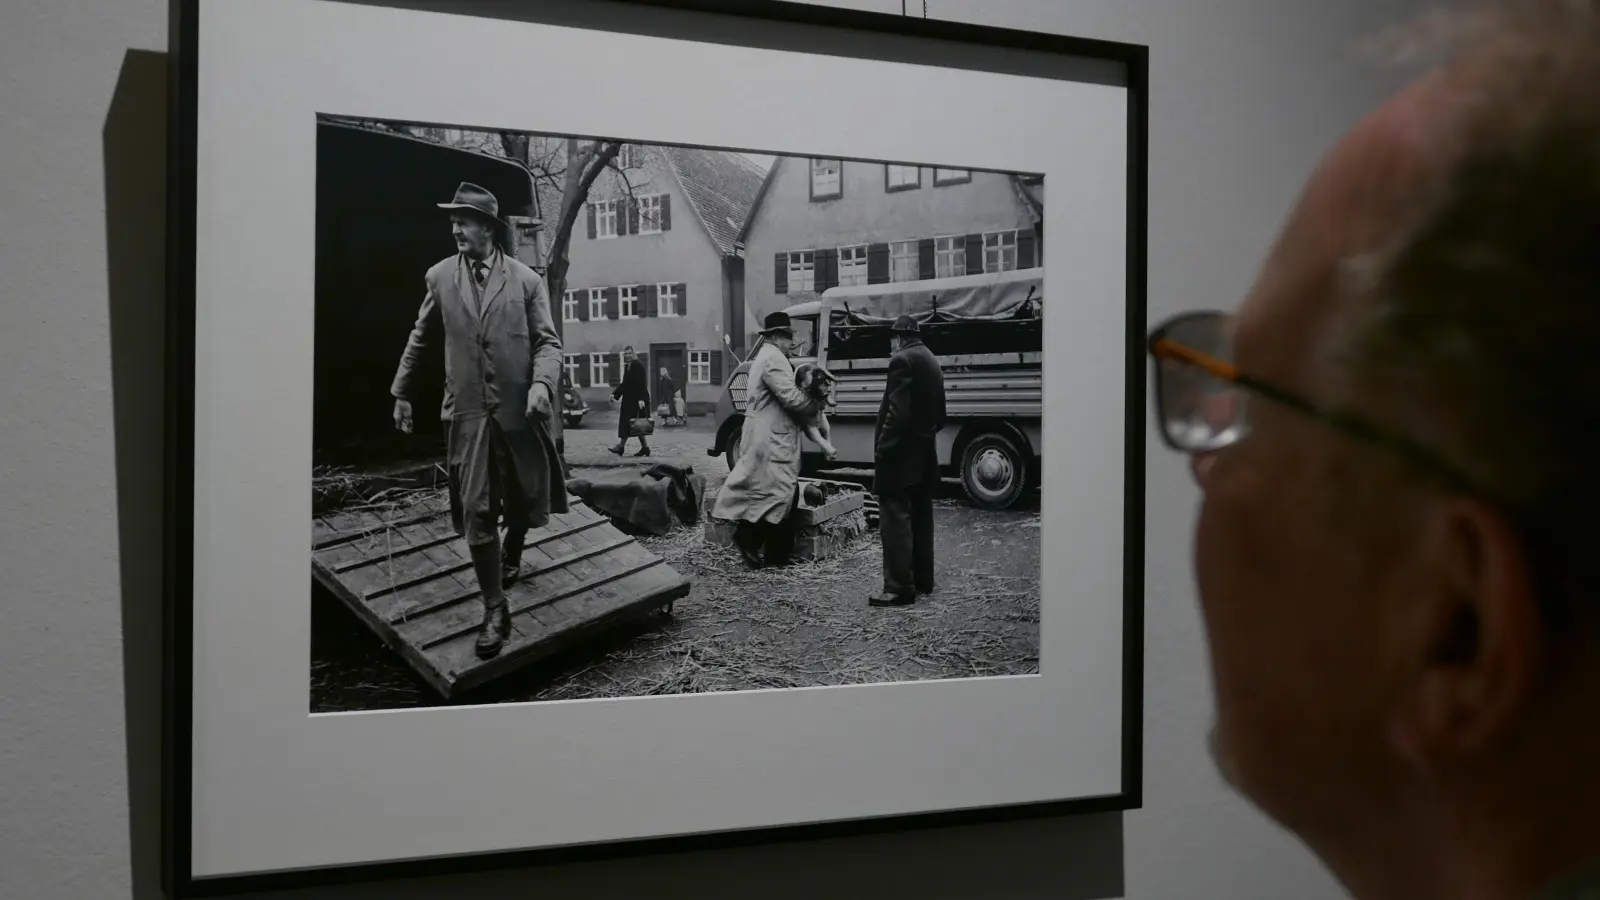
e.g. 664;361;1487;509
758;311;794;336
437;181;506;228
890;314;920;334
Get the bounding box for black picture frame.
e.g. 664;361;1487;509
162;0;1149;895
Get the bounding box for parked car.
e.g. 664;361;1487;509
559;372;588;428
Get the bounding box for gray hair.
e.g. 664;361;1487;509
1330;0;1600;617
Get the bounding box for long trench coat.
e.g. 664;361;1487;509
711;342;821;524
391;250;569;535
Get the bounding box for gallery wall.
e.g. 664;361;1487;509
0;0;1418;897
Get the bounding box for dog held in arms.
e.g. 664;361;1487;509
791;362;839;460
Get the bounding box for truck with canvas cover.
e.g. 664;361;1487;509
708;268;1043;510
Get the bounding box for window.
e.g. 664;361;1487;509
562;290;579;322
810;159;841;199
563;354;580;384
838;245;868;287
620;285;639;319
984;230;1019;272
935;236;966;278
885;164;919;190
890;240;919;283
616;144;637;168
933;168;972;186
589;353;610;387
787;250;815;292
589;288;606;320
637;195;664;234
657;282;680;317
688;350;712;384
594;200;618;238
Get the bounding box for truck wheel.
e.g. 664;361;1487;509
960;432;1027;510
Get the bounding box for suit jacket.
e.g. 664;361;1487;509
712;343;821;524
873;337;946;493
390;250;568;522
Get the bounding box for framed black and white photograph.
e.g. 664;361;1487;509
164;0;1148;894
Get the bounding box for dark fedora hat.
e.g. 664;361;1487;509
758;311;794;336
890;314;920;334
437;181;506;227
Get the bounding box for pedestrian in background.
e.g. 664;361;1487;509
869;315;945;607
609;345;651;457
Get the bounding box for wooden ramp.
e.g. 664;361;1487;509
311;494;690;698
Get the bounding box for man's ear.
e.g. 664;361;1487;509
1387;497;1546;773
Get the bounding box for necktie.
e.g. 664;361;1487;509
473;261;488;286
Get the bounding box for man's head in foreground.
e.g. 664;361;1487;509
1150;2;1600;897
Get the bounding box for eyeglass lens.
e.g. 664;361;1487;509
1156;314;1249;452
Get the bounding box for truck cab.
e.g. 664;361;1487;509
709;268;1044;510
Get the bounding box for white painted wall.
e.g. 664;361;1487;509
0;0;1416;896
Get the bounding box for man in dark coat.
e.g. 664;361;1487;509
868;315;946;607
609;345;652;457
390;182;567;660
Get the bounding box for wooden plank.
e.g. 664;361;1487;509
312;495;689;699
378;532;638;624
435;573;690;695
312;554;457;699
313;513;459;573
313;496;452;549
358;516;612;602
400;543;668;650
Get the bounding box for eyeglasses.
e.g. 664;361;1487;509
1145;310;1492;499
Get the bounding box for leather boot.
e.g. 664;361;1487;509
732;522;764;569
476;595;510;659
469;540;511;659
501;528;526;586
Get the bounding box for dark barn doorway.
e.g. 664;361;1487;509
312;119;541;468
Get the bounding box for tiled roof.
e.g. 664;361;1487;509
1010;174;1044;224
658;146;768;256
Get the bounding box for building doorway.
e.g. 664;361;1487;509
650;342;688;423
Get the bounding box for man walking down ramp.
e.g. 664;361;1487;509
390;182;567;660
869;315;946;608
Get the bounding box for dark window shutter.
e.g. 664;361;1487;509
578;357;591;387
586;203;596;239
627;197;640;235
1018;230;1037;268
867;243;890;284
676;282;687;316
816;249;837;293
965;233;984;274
576;290;590;322
918;239;935;280
612;354;624;387
643;283;658;317
774;253;789;293
660;194;672;231
710;350;723;385
605;287;619;319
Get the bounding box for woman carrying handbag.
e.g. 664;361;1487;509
608;345;652;457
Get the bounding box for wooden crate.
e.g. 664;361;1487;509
702;478;870;562
311;494;689;698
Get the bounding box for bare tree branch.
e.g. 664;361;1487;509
541;139;624;305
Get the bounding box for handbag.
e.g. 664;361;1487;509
629;416;655;436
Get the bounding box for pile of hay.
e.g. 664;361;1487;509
527;523;1038;701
